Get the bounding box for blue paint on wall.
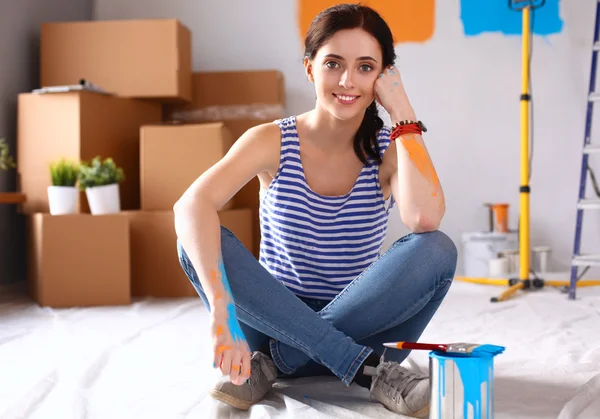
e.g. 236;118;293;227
461;0;564;36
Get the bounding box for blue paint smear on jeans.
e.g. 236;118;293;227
218;256;246;343
460;0;564;36
431;348;504;419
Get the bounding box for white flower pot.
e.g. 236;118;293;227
85;183;121;215
47;185;78;215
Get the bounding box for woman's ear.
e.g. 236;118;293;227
303;57;314;83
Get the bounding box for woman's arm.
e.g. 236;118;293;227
375;66;445;233
173;122;281;383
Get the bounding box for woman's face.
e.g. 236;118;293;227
305;28;383;122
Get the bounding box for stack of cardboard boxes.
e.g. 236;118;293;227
18;19;285;307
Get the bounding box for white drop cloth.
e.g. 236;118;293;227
1;277;599;419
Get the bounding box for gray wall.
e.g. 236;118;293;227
0;0;94;284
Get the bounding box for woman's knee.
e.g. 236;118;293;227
392;230;458;278
415;230;458;276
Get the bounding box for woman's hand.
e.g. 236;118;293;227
210;304;252;386
374;65;416;123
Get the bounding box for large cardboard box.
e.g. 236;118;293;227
122;208;254;298
27;213;130;307
17;91;162;214
140;122;236;211
162;70;285;120
41;19;192;103
163;70;286;257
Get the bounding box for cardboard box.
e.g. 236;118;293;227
163;71;286;257
218;208;254;254
27;213;130;307
140;122;236;211
17;91;162;214
122;208;253;298
41;19;192;103
163;70;285;122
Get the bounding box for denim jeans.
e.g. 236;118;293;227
177;226;457;386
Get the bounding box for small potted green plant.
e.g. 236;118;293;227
0;138;16;171
78;156;124;215
48;159;79;215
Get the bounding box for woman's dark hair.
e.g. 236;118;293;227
304;4;396;165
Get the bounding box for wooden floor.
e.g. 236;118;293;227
0;192;26;204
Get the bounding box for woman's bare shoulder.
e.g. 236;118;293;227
235;121;283;176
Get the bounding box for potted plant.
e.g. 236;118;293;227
78;156;124;215
0;138;16;171
48;159;79;215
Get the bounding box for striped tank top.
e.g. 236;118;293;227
258;115;395;300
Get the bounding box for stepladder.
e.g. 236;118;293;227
570;0;600;299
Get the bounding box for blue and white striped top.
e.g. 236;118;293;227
258;116;395;300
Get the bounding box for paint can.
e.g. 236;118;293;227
461;232;518;277
491;204;509;233
498;249;520;274
488;257;509;277
484;203;510;233
532;246;551;273
429;351;497;419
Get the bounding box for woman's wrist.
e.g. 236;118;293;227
390;107;417;125
209;296;229;315
388;92;416;124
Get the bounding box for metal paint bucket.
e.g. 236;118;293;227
461;232;518;277
429;351;496;419
532;246;551;273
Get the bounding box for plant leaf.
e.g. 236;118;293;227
77;156;125;190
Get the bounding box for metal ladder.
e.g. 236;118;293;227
569;1;600;299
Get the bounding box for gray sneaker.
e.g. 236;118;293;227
209;351;278;410
364;361;430;418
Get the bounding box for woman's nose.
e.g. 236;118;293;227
338;70;355;90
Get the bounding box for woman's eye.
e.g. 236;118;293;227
359;64;373;72
325;61;339;69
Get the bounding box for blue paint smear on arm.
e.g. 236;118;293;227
461;0;564;36
218;256;247;343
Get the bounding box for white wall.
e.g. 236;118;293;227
96;0;600;277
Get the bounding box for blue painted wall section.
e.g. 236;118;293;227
461;0;564;36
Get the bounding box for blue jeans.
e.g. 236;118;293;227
177;226;457;386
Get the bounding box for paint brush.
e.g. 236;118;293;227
383;341;505;356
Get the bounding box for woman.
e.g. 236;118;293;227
174;4;457;418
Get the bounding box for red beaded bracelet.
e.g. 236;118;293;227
390;122;423;141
